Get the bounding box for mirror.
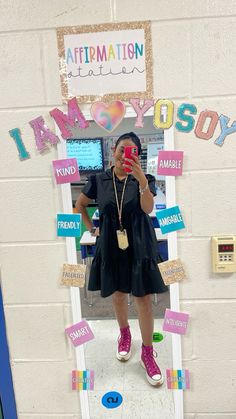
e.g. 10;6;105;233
57;112;183;419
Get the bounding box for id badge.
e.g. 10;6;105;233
116;229;129;250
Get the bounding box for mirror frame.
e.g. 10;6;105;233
56;109;183;419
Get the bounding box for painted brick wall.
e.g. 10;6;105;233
0;1;236;418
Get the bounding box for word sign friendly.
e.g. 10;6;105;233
57;214;81;237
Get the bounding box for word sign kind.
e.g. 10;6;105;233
52;158;80;184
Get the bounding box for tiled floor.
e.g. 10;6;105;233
84;318;175;419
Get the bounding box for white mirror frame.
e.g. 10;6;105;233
56;109;183;419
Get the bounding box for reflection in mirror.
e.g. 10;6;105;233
60;115;180;418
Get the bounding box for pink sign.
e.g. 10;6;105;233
52;158;80;184
65;319;94;347
157;151;184;176
162;309;189;335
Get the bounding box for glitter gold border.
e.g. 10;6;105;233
56;21;153;104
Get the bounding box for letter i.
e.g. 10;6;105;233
9;128;30;160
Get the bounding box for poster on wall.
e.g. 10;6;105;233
56;21;153;102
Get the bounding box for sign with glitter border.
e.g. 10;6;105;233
56;21;153;103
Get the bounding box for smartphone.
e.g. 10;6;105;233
124;146;138;172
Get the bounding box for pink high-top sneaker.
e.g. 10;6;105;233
140;343;164;386
116;325;132;361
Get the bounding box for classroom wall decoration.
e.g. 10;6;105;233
157;150;184;176
163;309;189;335
52;158;80;184
57;214;81;237
56;21;153;103
72;370;94;390
156;205;185;234
6;96;236;162
60;263;86;287
166;369;190;390
158;258;187;285
65;319;94;347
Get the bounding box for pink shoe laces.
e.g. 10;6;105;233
118;326;131;353
142;345;161;377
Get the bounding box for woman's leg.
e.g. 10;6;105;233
112;291;129;328
133;294;153;346
134;294;163;385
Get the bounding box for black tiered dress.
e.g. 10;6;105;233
82;167;168;298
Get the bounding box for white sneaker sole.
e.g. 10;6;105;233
140;360;164;386
116;350;131;362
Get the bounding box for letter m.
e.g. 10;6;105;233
50;97;89;139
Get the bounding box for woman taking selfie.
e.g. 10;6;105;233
76;132;168;386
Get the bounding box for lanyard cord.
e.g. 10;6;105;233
112;169;128;231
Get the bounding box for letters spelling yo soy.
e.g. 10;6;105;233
9;97;236;161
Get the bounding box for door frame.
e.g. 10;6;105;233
56;110;183;419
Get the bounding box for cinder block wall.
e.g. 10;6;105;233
0;1;236;418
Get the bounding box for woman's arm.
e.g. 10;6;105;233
138;175;154;214
75;193;99;235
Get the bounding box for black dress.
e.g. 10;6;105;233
82;167;168;298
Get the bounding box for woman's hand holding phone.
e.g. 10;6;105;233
123;146;147;185
123;146;138;173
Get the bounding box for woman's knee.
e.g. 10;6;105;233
112;291;128;303
134;294;152;308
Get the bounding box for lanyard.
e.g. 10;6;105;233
112;169;128;231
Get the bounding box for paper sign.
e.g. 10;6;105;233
163;309;189;335
65;319;94;347
157;150;184;176
156;206;185;234
72;370;94;390
57;214;81;237
166;369;190;390
61;263;86;287
57;21;153;102
158;258;187;285
52;158;80;184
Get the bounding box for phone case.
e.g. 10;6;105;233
124;146;138;172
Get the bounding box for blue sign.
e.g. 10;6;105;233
57;214;81;237
156;206;185;234
101;391;123;409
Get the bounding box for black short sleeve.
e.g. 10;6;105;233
146;174;157;196
82;175;97;200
